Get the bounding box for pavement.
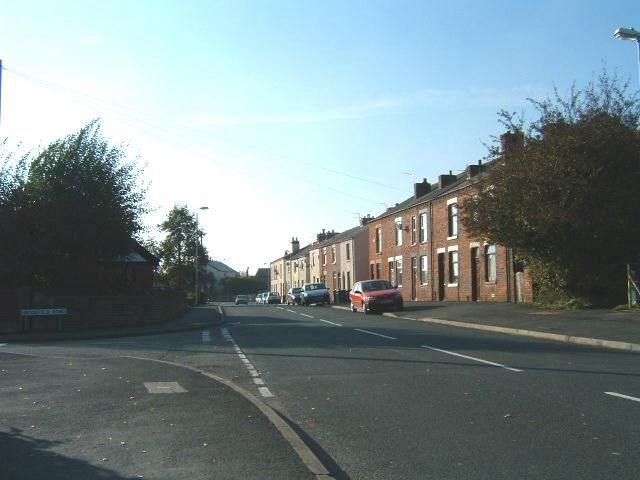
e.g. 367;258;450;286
383;301;640;353
2;301;639;480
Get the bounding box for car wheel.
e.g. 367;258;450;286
397;303;404;311
362;303;368;315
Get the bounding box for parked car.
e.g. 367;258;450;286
286;287;302;305
266;291;281;304
256;293;264;304
349;280;403;314
234;294;248;305
300;282;330;306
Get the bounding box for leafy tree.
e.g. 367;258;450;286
0;121;147;291
156;205;209;294
0;141;30;287
463;71;640;306
224;276;263;297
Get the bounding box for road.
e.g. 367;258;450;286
2;303;639;479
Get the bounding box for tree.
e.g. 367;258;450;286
156;205;209;295
0;140;30;287
463;71;640;306
0;121;148;291
224;276;263;297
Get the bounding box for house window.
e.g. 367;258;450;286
375;262;381;279
411;216;417;245
375;227;382;253
370;264;375;279
396;258;403;287
388;261;395;285
485;244;497;282
395;217;403;246
332;245;336;264
346;243;351;261
312;254;316;266
333;272;337;288
448;203;459;237
419;212;428;243
420;255;428;285
449;251;459;284
322;248;327;266
347;271;351;290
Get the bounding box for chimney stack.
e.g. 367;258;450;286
414;178;431;198
438;172;457;188
291;237;300;253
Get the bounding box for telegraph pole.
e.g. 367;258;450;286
0;59;3;125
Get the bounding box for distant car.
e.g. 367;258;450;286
256;293;264;304
234;294;248;305
266;291;281;304
287;287;302;305
349;280;403;314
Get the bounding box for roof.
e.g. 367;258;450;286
371;162;494;222
208;260;238;274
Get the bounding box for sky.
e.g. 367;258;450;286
1;0;638;275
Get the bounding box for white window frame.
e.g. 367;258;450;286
419;210;428;243
447;197;458;239
420;255;428;285
395;217;403;246
448;245;459;286
485;244;497;282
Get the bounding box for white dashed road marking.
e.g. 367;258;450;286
354;328;397;340
422;345;523;372
201;330;212;342
0;344;6;347
605;392;640;403
299;313;314;319
221;327;274;398
320;319;342;327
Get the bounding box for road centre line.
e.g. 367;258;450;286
421;345;523;372
605;391;640;403
299;313;314;319
319;319;343;327
286;309;296;313
354;329;397;340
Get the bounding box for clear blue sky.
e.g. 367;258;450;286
1;1;638;274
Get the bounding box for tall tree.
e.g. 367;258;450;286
0;121;147;290
463;71;640;305
157;205;209;293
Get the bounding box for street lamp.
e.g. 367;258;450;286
195;206;209;305
614;27;640;87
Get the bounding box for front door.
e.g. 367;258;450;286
471;247;479;301
437;252;445;301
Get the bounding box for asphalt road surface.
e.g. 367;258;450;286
2;303;639;479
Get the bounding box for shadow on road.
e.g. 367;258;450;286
0;428;137;480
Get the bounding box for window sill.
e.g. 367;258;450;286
447;236;458;241
447;283;459;287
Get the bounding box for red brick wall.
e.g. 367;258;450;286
367;185;531;303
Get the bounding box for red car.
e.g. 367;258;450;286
349;280;403;314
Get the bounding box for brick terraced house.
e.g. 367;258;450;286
270;135;532;303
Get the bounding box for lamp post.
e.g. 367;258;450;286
195;206;209;305
614;27;640;87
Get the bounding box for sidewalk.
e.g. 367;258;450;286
380;301;640;353
0;304;225;343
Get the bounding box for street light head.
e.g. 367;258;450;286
199;206;209;211
614;27;640;41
